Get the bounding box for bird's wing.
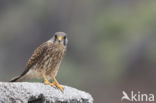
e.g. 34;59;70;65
20;42;49;76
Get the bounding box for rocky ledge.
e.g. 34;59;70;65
0;82;93;103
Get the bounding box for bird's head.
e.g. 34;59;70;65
50;32;68;46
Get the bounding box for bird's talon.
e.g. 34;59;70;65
44;80;50;85
50;83;55;87
57;85;64;92
44;80;55;87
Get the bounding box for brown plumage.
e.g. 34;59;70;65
10;32;68;92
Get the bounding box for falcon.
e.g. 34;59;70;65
10;32;68;92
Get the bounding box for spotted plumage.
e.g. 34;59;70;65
10;32;68;92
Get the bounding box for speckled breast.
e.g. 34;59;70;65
36;44;66;76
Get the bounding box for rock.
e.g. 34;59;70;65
0;82;93;103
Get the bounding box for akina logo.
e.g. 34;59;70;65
121;91;154;102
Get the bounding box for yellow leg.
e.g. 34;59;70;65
43;74;55;87
51;76;64;92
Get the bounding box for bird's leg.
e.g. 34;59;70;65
43;74;55;87
51;75;64;92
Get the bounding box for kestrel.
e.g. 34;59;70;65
10;32;68;92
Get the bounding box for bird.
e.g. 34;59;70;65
10;32;68;92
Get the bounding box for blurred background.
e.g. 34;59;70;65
0;0;156;103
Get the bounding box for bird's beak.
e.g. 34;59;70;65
57;36;63;41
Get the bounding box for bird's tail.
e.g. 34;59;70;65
9;75;29;82
9;68;31;82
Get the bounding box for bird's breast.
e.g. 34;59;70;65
36;45;66;76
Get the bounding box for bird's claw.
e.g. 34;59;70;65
57;84;64;92
52;81;64;92
44;80;55;87
44;76;64;92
